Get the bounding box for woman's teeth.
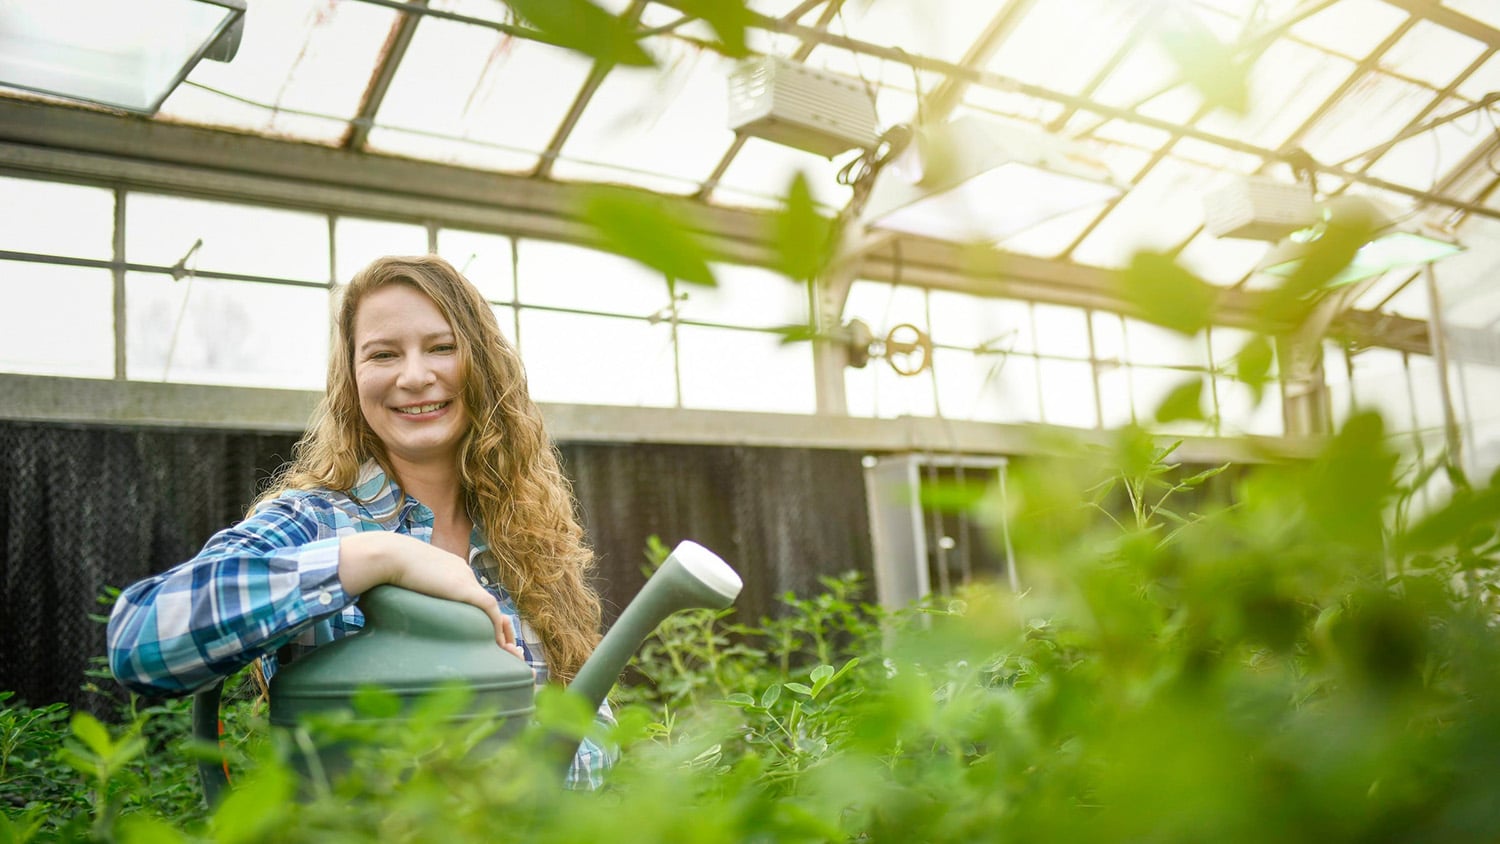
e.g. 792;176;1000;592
396;401;448;415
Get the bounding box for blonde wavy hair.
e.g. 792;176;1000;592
260;254;602;684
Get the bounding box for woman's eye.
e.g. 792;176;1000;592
433;344;456;354
370;351;396;361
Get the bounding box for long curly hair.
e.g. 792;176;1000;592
261;254;601;684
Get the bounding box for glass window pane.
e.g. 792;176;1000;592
335;218;429;284
1037;358;1098;428
125;272;328;389
677;326;814;414
1032;303;1091;359
1348;348;1414;432
1097;364;1134;428
128;193;330;282
437;229;514;303
928;292;1034;354
0;176;114;260
518;311;675;407
1125;318;1209;368
0;261;113;377
680;263;807;328
1092;311;1125;362
1324;342;1354;429
1214;378;1283;437
843;281;929;339
934;348;1041;424
1407;353;1448;435
516;240;670;314
844;361;936;419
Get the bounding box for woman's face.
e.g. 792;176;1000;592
352;283;468;471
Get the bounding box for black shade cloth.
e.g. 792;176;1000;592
0;421;872;711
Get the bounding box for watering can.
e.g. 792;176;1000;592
192;540;742;804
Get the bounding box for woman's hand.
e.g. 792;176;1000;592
337;532;525;660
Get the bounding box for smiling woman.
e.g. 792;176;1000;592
105;254;615;789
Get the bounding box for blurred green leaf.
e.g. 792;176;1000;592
772;322;821;346
768;172;836;282
670;0;754;57
119;815;186;844
1156;17;1251;114
506;0;654;67
578;186;717;287
1235;334;1274;403
69;712;112;758
785;682;815;696
1117;251;1219;336
210;763;294;844
1155;378;1205;423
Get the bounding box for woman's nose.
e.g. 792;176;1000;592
396;355;435;389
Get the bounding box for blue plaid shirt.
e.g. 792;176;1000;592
107;461;614;790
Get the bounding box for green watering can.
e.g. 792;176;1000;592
192;540;743;804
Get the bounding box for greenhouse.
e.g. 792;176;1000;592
2;0;1499;840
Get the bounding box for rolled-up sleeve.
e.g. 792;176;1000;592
565;699;620;791
107;494;353;697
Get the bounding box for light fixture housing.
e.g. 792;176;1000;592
1257;196;1464;287
727;56;880;158
1202;175;1319;241
861;116;1122;243
0;0;246;115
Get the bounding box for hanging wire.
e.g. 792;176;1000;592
162;238;204;382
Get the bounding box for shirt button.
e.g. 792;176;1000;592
317;590;333;606
480;576;490;585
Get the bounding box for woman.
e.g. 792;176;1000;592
107;254;612;789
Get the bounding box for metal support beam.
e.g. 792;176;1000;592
0;373;1319;463
344;0;429;151
533;0;647;179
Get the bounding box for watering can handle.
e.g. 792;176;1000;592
192;679;231;806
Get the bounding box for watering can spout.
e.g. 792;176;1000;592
566;540;743;718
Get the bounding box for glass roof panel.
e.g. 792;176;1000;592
1455;50;1500;102
826;0;1002;65
1072;156;1226;267
958;90;1065;126
1366;96;1494;190
1197;38;1358;150
1442;0;1500;30
1431;215;1500;329
998;202;1122;259
1350;268;1424;315
713;137;852;211
982;0;1149;97
1176;228;1272;286
1299;71;1440;166
802;47;923;130
159;0;398;143
368;1;593;173
552;40;737;193
1170;136;1264;172
1089;42;1189;113
1289;0;1410;58
1380;19;1488;89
